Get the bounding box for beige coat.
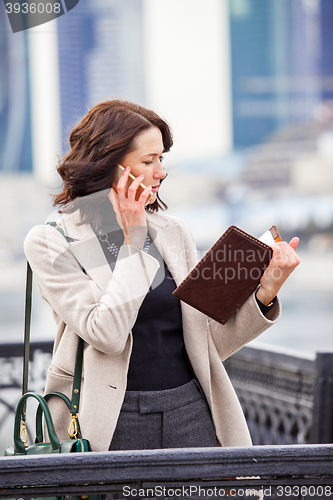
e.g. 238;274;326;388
24;209;281;451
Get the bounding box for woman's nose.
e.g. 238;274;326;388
154;163;166;179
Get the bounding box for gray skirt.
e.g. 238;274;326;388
109;378;217;450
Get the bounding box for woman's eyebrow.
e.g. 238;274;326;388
139;153;162;158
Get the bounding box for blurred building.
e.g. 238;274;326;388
57;0;145;150
320;0;333;102
0;1;33;172
229;0;333;149
0;0;145;174
3;0;333;172
1;0;231;176
243;119;333;191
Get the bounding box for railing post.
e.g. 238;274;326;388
310;352;333;443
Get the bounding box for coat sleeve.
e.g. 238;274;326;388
24;224;160;355
177;217;281;361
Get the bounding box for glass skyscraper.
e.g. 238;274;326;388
57;0;145;150
229;0;332;149
0;1;33;172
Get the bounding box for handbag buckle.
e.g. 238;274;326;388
20;420;28;447
68;414;78;439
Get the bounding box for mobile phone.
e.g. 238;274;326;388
112;164;154;206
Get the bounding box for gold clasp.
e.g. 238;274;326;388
20;420;28;447
68;414;78;439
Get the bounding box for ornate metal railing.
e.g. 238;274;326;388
0;341;53;454
223;346;316;445
1;342;332;455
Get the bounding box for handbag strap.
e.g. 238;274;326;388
16;392;61;455
23;261;33;399
20;261;33;426
71;335;83;416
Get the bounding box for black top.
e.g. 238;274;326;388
126;262;194;390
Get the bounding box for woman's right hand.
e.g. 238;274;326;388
108;166;151;248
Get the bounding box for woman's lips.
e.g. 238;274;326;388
151;185;159;192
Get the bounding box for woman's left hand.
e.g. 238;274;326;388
108;167;151;248
256;237;300;306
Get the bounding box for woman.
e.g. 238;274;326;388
24;99;300;452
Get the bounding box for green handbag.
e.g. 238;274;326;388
4;391;90;456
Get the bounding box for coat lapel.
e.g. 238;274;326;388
60;210;112;292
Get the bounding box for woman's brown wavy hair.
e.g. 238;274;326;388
53;99;173;228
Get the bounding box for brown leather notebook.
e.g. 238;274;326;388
173;225;278;325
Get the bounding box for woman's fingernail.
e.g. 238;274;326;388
125;166;130;172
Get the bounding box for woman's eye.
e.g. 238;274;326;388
143;156;164;165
